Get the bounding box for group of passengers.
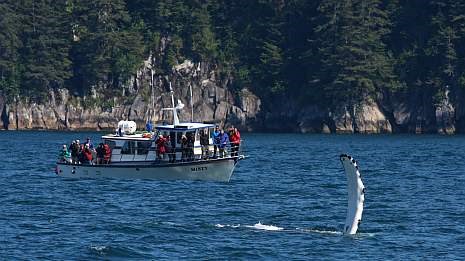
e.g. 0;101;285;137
153;125;241;162
210;125;241;158
58;137;111;165
154;133;195;162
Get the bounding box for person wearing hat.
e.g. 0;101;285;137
181;134;188;161
58;144;71;163
70;140;80;164
85;137;94;150
79;144;93;164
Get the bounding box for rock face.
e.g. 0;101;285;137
435;90;455;134
0;59;262;131
295;101;391;134
0;57;463;134
353;102;392;133
258;94;460;134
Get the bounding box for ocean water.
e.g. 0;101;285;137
1;131;464;260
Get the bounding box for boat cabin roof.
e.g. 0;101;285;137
101;122;215;141
156;122;215;131
101;134;152;141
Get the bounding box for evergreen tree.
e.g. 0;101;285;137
426;1;465;103
209;0;239;74
284;0;320;103
71;0;144;91
316;0;396;107
259;21;286;94
0;2;21;100
19;0;72;100
186;3;218;62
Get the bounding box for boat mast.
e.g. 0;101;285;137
189;83;194;122
162;82;183;125
150;65;155;122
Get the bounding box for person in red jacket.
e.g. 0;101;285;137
79;144;93;164
229;127;241;157
155;134;167;160
103;144;112;164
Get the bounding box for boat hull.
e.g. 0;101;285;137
56;158;238;182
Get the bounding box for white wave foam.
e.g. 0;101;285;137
90;245;108;252
296;228;342;235
246;222;283;231
215;224;241;228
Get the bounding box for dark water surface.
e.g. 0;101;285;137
1;131;464;259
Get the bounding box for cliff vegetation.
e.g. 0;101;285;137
1;0;465;133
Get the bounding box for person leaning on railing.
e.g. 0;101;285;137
103;143;111;164
156;134;167;160
70;140;80;164
58;144;71;163
181;134;188;161
229;127;241;157
168;133;176;163
187;132;195;161
96;143;105;164
79;144;93;164
200;129;210;160
219;130;229;158
212;125;221;158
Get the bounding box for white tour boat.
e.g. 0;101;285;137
55;92;245;182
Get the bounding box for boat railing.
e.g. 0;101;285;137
111;140;247;163
60;140;247;165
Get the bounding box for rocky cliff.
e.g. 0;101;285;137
0;59;462;134
254;94;460;134
0;59;261;132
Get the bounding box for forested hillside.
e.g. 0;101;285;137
1;0;465;133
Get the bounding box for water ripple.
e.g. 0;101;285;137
1;132;465;259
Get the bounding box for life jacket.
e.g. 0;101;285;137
230;131;241;144
58;149;70;160
103;144;112;160
156;137;166;153
84;149;93;161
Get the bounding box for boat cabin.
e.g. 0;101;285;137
101;122;216;163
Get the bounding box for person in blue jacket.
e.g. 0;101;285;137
146;120;153;132
212;125;221;158
218;129;229;158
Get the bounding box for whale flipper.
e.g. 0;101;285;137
340;154;365;235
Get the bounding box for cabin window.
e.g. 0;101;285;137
177;132;183;144
121;141;136;154
104;140;116;149
137;141;152;155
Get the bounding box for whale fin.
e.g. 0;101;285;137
340;154;365;235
